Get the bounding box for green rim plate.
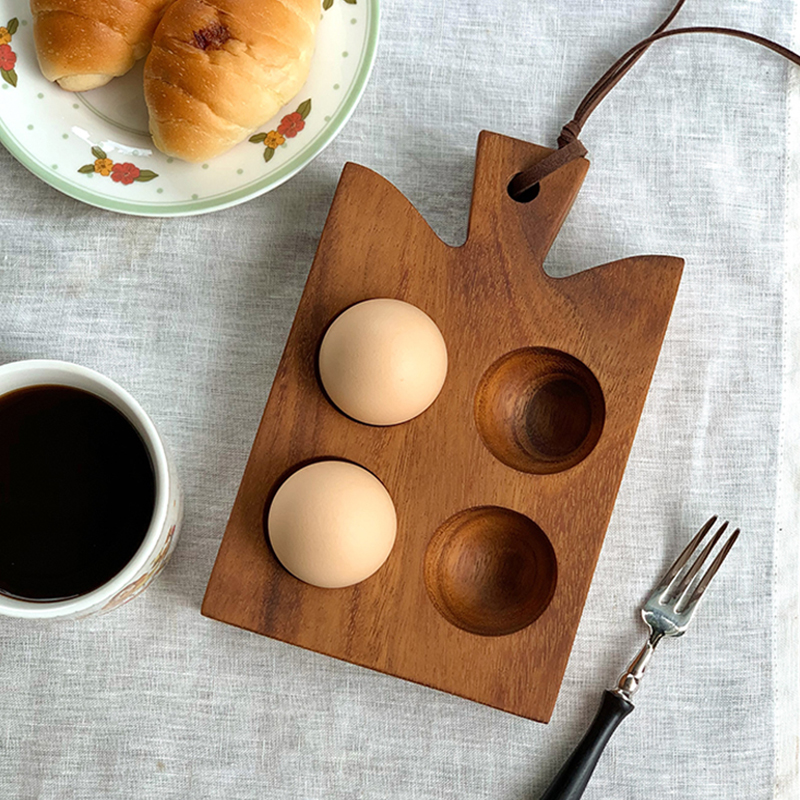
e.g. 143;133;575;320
0;0;379;216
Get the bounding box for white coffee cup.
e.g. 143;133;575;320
0;360;183;619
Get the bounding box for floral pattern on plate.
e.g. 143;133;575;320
78;145;158;184
0;17;18;87
250;99;311;163
322;0;356;9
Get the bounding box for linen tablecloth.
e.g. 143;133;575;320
1;0;798;797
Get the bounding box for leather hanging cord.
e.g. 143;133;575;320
509;12;800;200
508;0;686;199
568;0;687;143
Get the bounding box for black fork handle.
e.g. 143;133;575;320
538;691;634;800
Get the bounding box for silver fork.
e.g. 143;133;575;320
539;516;740;800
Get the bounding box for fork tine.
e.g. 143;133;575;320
657;516;717;593
680;528;740;614
669;521;728;604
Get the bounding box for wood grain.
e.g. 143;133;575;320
202;131;684;722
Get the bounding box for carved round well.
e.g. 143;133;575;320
424;506;557;636
474;347;605;474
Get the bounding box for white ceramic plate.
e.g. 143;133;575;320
0;0;378;216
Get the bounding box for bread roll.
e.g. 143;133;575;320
144;0;319;162
31;0;174;91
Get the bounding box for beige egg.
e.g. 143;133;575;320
318;298;448;426
268;461;397;589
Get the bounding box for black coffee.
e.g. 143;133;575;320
0;385;155;601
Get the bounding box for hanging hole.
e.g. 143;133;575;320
508;175;540;203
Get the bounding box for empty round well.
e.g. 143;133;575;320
474;347;605;474
424;506;557;636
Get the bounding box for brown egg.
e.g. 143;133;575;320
318;299;448;426
268;461;397;589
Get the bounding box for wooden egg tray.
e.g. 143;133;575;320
202;131;683;722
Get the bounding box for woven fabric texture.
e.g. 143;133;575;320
0;0;797;797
